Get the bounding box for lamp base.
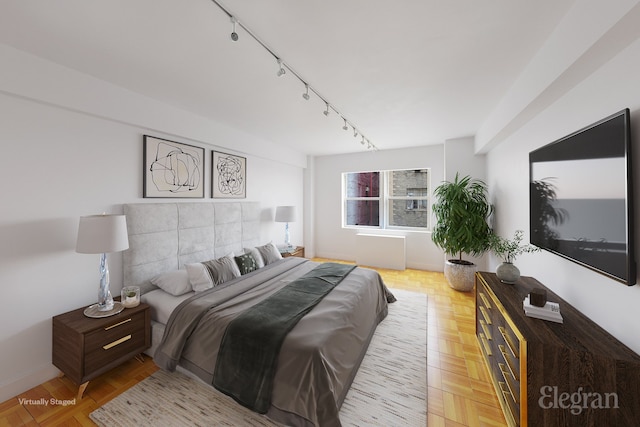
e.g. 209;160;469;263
284;222;292;248
84;301;125;318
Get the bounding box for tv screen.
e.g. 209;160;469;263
529;109;636;286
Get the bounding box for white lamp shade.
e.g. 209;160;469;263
275;206;296;223
76;214;129;254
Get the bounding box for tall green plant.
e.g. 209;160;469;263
432;173;494;261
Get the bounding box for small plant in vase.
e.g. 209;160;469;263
121;286;140;308
490;230;540;283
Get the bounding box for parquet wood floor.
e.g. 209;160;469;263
1;259;507;427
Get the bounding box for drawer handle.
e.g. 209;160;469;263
498;381;511;399
498;382;518;423
105;318;132;331
479;292;491;309
103;334;132;350
479;307;492;325
499;363;519;404
498;326;517;358
479;333;492;356
480;319;492;340
498;345;519;381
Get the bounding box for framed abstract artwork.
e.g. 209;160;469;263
143;135;205;198
212;150;246;198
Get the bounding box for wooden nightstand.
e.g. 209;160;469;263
281;246;305;258
52;302;150;399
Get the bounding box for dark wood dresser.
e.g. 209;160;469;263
476;271;640;426
52;302;150;399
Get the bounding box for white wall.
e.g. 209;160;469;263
484;0;640;354
0;45;305;401
444;136;489;269
313;145;445;271
444;136;486;183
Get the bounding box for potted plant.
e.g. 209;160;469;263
432;173;493;291
489;229;540;283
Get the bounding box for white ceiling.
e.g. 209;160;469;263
0;0;575;156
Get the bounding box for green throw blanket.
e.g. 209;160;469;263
212;262;357;413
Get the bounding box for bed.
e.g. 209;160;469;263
122;202;394;427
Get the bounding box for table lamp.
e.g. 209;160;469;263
76;214;129;317
275;206;296;248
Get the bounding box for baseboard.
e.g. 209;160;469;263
314;252;442;273
406;261;444;272
313;251;355;263
0;363;60;403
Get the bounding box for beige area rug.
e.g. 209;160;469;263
90;289;427;426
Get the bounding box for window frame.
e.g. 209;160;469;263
343;171;381;229
342;168;431;231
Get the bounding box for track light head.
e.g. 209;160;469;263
323;103;330;116
353;128;358;138
230;17;239;41
302;84;310;100
361;136;366;145
276;59;286;77
342;119;348;131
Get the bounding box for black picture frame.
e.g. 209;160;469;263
143;135;205;198
211;150;246;199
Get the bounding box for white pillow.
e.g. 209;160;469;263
150;269;192;296
186;254;241;292
243;247;265;268
256;242;283;265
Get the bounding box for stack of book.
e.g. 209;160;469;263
523;295;563;323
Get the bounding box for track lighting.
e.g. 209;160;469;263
211;0;377;150
276;59;286;77
230;16;239;41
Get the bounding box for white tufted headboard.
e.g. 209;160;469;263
122;202;261;293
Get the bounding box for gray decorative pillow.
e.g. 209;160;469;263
235;253;258;275
185;263;213;292
186;254;241;292
150;269;192;296
256;242;283;265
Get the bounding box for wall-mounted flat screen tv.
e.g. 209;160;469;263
529;108;636;286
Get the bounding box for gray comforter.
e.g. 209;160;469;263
154;257;391;427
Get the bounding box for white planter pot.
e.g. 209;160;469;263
444;259;477;292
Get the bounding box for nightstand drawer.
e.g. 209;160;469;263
84;310;147;373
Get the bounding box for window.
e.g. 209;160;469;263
344;171;380;226
343;169;430;230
